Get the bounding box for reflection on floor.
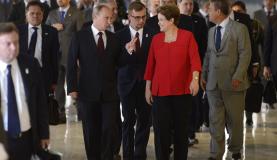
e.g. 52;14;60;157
49;103;277;160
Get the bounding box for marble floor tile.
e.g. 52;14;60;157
49;103;277;160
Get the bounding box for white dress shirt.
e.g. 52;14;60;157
91;24;107;48
0;59;31;132
28;24;43;67
129;26;143;47
215;17;230;40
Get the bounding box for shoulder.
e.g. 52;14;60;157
17;24;27;31
178;29;193;37
42;24;58;33
115;26;129;36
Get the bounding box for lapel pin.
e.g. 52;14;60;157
25;68;29;74
68;13;72;17
45;32;48;35
236;19;239;21
145;34;148;38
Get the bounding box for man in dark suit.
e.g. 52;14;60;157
146;0;194;33
9;0;51;25
0;22;49;160
67;5;120;160
46;0;84;121
254;0;277;30
17;1;59;95
116;2;154;159
0;0;13;22
177;0;208;146
264;15;277;88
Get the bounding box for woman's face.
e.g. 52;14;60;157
158;13;173;32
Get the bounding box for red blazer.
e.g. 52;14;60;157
144;29;201;96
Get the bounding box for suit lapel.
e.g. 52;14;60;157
141;27;150;53
17;56;32;103
64;7;73;23
22;24;29;52
88;28;98;54
210;27;216;52
41;25;49;65
219;19;233;51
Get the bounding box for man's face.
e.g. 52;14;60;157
26;5;43;26
208;2;219;24
106;1;118;22
231;5;245;14
0;31;19;63
149;0;160;13
57;0;70;7
263;0;275;9
178;0;193;15
93;7;113;31
128;8;147;30
161;0;176;6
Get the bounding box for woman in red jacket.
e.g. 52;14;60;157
144;4;201;160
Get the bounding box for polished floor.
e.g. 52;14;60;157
49;102;277;160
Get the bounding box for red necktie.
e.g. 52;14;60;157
97;32;104;53
135;32;140;52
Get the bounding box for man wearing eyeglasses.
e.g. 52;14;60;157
116;1;156;160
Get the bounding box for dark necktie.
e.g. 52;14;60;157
7;65;21;138
135;32;140;52
215;26;222;51
267;11;271;17
28;27;38;57
97;32;104;53
60;11;65;23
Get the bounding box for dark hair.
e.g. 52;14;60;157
231;1;246;12
26;0;45;12
128;1;146;13
0;23;18;35
210;0;230;16
157;4;180;26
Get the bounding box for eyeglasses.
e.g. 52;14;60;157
130;15;147;20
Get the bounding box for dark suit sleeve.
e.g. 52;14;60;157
264;20;273;67
34;59;49;139
66;33;79;94
50;28;60;85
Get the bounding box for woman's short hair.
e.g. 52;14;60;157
157;4;180;26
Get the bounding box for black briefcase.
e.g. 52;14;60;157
263;80;277;104
245;81;264;113
48;93;60;125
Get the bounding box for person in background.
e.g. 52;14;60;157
144;4;201;159
77;0;95;23
46;0;84;123
147;0;160;17
231;0;263;126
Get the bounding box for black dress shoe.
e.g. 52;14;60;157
232;153;241;160
207;157;216;160
246;119;253;126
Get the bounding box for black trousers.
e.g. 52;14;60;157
79;100;118;160
152;95;192;160
114;100;122;155
7;129;33;160
121;82;151;160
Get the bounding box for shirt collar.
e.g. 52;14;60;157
217;17;229;29
0;58;18;73
264;7;274;13
59;5;70;12
199;9;208;17
28;24;42;30
129;26;143;37
91;24;105;37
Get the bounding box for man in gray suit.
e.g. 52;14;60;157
0;0;13;22
201;0;251;160
46;0;84;121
